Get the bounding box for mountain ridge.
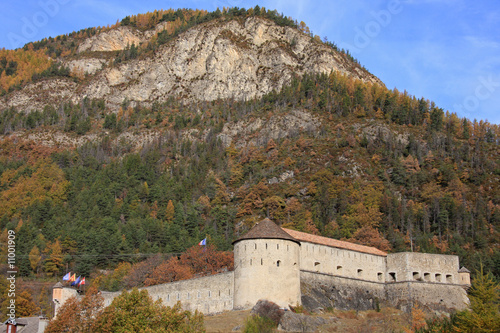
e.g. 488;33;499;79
0;11;381;113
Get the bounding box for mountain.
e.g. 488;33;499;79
0;9;380;113
0;8;499;318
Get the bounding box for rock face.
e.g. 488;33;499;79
77;27;144;53
1;16;382;112
218;109;320;148
63;58;107;76
301;280;380;312
278;311;332;332
3;79;77;112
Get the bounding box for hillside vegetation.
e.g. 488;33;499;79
0;7;499;322
1;70;498;278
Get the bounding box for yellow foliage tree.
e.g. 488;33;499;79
29;245;42;274
43;239;64;276
165;200;175;223
0;159;69;220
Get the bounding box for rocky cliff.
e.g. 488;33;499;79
0;16;382;113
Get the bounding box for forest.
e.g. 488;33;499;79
0;70;498;280
0;5;498;323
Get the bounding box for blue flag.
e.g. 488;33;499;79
63;272;71;281
198;238;206;246
72;276;81;286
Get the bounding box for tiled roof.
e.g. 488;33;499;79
0;317;48;333
282;228;387;257
233;218;300;245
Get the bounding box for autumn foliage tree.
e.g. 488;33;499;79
0;288;39;321
93;288;204;333
45;286;104;333
144;244;233;286
43;239;64;277
349;226;391;252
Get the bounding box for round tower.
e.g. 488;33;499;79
233;218;301;309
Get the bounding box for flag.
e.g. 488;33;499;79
198;238;206;246
69;273;76;282
72;276;81;286
63;272;71;281
79;277;85;286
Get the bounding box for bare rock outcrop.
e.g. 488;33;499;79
218;109;320;148
278;312;332;332
1;16;383;112
77;26;144;53
63;58;107;75
4;79;77;112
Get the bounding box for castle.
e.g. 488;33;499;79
53;218;470;315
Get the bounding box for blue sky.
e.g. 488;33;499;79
1;0;499;124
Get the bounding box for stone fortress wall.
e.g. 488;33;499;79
100;271;234;314
53;219;470;316
299;241;387;282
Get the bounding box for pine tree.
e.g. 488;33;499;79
453;265;500;332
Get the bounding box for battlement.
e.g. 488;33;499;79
53;219;470;316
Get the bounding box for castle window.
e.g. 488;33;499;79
198;292;201;298
255;243;257;249
177;293;180;300
245;245;246;251
435;273;442;282
229;289;231;295
287;245;289;251
266;243;268;249
261;258;263;265
187;293;190;300
167;294;170;301
357;269;363;277
446;274;453;283
377;272;383;281
389;272;396;282
314;261;320;266
250;259;252;266
277;260;281;267
413;272;421;281
337;266;343;274
277;244;279;250
219;290;221;297
424;273;431;281
208;291;211;298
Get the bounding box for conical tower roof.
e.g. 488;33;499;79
233;218;300;245
53;282;64;289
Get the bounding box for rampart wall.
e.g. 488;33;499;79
299;241;387;282
386;252;459;284
100;271;234;314
300;270;469;313
385;281;469;312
